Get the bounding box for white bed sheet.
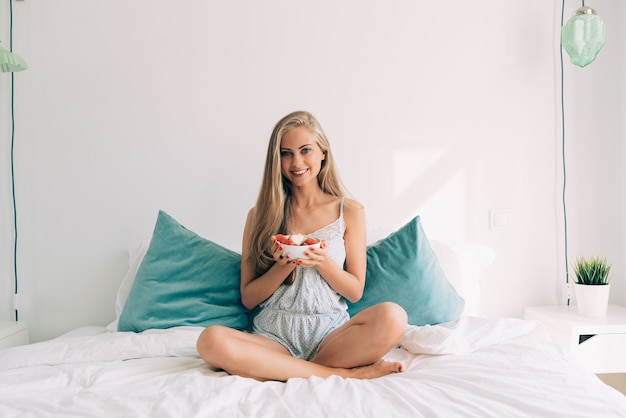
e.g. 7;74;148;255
1;317;625;417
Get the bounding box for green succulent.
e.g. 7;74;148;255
573;256;611;285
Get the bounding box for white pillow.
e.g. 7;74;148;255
429;240;496;316
367;225;495;317
106;240;150;331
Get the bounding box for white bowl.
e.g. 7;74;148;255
281;241;321;260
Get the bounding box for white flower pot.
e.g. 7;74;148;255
574;283;610;317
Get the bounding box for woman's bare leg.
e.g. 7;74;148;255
311;302;408;369
196;324;404;381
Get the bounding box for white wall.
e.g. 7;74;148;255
0;0;623;342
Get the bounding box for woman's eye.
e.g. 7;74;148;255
280;150;292;157
301;148;311;155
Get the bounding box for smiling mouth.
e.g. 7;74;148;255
292;169;309;176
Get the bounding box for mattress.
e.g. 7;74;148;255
1;316;624;417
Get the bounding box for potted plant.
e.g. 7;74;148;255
572;256;612;317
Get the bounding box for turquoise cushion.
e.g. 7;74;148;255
348;216;464;326
118;210;248;332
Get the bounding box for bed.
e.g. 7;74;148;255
1;211;625;417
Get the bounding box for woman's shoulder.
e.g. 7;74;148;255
341;198;365;224
342;197;364;212
244;207;258;231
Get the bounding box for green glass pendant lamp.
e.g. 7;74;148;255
561;4;606;68
0;44;28;72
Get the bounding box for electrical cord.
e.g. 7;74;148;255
560;0;582;307
9;0;19;321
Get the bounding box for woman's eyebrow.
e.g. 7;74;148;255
280;143;313;151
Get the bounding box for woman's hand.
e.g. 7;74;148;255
271;236;328;267
293;240;328;268
271;235;293;266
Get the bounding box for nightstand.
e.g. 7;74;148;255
0;321;29;349
524;305;626;374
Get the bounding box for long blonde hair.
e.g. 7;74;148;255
247;110;346;277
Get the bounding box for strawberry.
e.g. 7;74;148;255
275;234;291;245
303;237;319;245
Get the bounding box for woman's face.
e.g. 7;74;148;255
279;126;325;187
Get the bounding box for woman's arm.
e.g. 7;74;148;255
306;199;367;302
240;208;297;310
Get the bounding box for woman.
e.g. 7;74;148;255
196;111;407;381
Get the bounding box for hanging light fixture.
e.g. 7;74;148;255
1;45;27;321
1;41;28;323
0;44;28;72
3;0;28;323
561;5;606;68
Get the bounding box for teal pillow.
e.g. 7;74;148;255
118;210;248;332
347;216;464;326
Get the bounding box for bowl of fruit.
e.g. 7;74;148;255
275;233;321;260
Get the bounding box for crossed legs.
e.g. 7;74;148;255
196;302;408;381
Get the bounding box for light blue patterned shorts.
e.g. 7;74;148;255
252;309;350;360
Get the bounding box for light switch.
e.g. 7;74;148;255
490;209;512;229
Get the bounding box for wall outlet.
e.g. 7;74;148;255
489;208;512;229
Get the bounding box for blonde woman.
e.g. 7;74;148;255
197;111;408;381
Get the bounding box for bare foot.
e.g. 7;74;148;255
344;360;405;379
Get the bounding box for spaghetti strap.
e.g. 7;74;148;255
339;197;344;217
